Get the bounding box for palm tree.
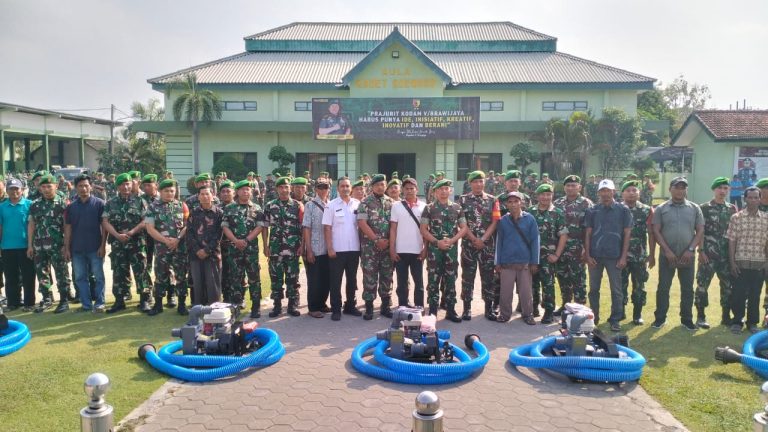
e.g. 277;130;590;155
170;73;222;173
537;112;593;179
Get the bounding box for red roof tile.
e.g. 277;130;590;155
693;110;768;140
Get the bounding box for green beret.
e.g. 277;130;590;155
542;173;550;177
402;174;410;180
563;175;581;185
436;171;445;177
320;171;329;176
433;179;453;189
158;179;177;190
38;174;55;186
247;171;255;177
362;173;370;177
387;179;402;187
756;178;768;189
352;179;365;188
710;176;730;190
291;177;308;186
530;173;538;178
392;171;399;179
115;173;132;187
129;171;141;180
234;179;253;190
429;174;435;179
626;173;639;180
275;177;291;187
621;180;642;193
195;173;211;183
370;174;387;185
32;170;48;181
535;184;553;194
467;171;486;182
141;174;157;184
219;180;235;190
505;170;522;181
165;170;173;175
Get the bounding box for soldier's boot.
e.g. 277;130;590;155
532;304;540;318
445;305;463;323
721;309;731;326
380;297;393;319
428;302;438;317
632;305;644;325
363;301;374;321
492;296;500;316
343;301;362;316
147;296;164;316
123;292;133;302
139;293;152;313
166;292;177;308
461;300;472;321
287;299;300;317
106;297;126;314
484;301;497;321
439;296;446;311
177;297;189;316
250;302;261;319
541;309;554;324
268;300;282;318
696;307;710;329
34;292;54;313
54;299;69;314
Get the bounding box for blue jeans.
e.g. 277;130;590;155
73;251;105;309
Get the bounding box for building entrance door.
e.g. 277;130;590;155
378;153;416;179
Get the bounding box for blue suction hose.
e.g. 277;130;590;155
351;331;490;384
508;336;646;382
138;328;285;382
0;320;31;356
715;330;768;379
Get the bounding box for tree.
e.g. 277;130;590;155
130;98;165;148
592;107;644;176
268;145;295;176
536;111;593;179
637;88;675;146
211;154;248;180
630;157;656;177
508;142;540;174
170;73;222;173
98;98;168;175
661;75;711;130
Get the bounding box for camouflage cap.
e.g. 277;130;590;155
115;173;132;187
31;170;48;181
195;173;211;183
352;179;365;188
158;179;177;190
387;179;402;187
467;170;486;182
219;180;235;190
428;173;435;179
530;172;538;178
247;171;255;177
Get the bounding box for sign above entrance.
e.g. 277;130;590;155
312;97;480;140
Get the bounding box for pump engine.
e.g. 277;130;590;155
171;302;258;355
376;306;453;363
553;303;629;358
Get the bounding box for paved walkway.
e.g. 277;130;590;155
121;270;687;432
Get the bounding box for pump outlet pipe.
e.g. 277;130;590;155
715;330;768;379
508;336;646;382
0;320;31;356
138;328;285;382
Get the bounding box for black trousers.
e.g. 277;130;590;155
305;254;330;312
395;253;424;307
329;251;360;312
189;257;222;306
3;248;36;307
654;256;695;323
731;268;763;326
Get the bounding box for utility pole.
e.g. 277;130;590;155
109;104;115;154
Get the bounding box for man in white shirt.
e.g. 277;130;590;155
389;178;426;308
322;177;362;321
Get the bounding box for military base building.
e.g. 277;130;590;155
135;21;658;192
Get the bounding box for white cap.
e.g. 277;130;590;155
598;179;615;190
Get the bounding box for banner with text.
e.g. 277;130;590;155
312;97;480;140
734;147;768;184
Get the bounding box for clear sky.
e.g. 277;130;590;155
1;0;766;121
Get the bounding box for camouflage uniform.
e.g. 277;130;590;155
104;194;149;298
458;192;498;302
29;195;71;298
141;193;158;290
553;195;593;304
529;205;568;312
145;199;188;298
221;201;266;304
640;187;654;206
695;200;736;316
423;179;433;202
264;178;277;202
585;182;599;203
421;201;466;308
105;181;116;200
621;201;652;314
493;181;506;197
483;178;495;195
264;198;303;302
357;193;394;302
185;194;220;211
92;179;107;200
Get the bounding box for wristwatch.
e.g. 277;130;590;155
687;246;695;253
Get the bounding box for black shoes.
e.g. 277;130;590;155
553;305;564;317
106;300;126;314
651;319;666;329
445;306;462;323
540;310;554;324
53;301;69;314
166;293;177;308
147;296;164;316
177;297;189;316
681;320;697;331
139;293;152;313
343;302;362;316
380;298;393;318
484;302;497;321
363;301;374;320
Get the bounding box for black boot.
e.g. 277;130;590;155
541;309;554;324
33;292;54;313
287;299;300;317
428;302;438;317
445;305;462;323
54;299;69;314
484;301;497;321
139;293;151;313
462;300;472;321
147;296;164;316
380;297;393;318
721;309;731;326
177;297;189;316
632;305;645;325
107;298;126;314
343;301;362;316
363;301;374;320
123;292;133;302
696;307;710;329
269;299;282;317
166;292;177;308
250;302;261;319
492;298;500;316
439;296;446;310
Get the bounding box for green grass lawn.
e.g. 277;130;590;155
0;255;764;431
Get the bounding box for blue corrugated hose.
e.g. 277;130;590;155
351;330;489;384
739;331;768;379
508;336;646;382
138;328;285;382
0;320;31;356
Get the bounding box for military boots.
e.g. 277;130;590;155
363;301;374;320
462;300;472;321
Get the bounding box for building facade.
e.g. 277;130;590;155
136;21;655;191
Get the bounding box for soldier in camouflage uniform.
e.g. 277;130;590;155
620;180;655;325
498;170;531;214
255;174;266;207
493;173;506;196
525;173;539;196
102;173;150;313
641;176;655;205
185;173;221;211
264;174;277;203
420;179;468;322
303;171;316;198
357;174;395;320
105;174;117;200
222;180;265;318
424;174;435;203
27;170;47;202
695;177;736;328
457;171;500;321
290;177;311;204
144;179;189;316
585;175;599;203
92;172;107;200
263;177;304;317
28;174;72;314
554;175;593;311
217;180;236;295
528;183;568;324
483;171;496;194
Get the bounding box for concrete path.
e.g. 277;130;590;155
121;271;687;432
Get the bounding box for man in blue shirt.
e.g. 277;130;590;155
64;175;107;312
730;175;743;209
0;179;36;311
585;179;632;332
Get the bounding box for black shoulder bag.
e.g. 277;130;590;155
509;214;532;255
401;201;422;227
